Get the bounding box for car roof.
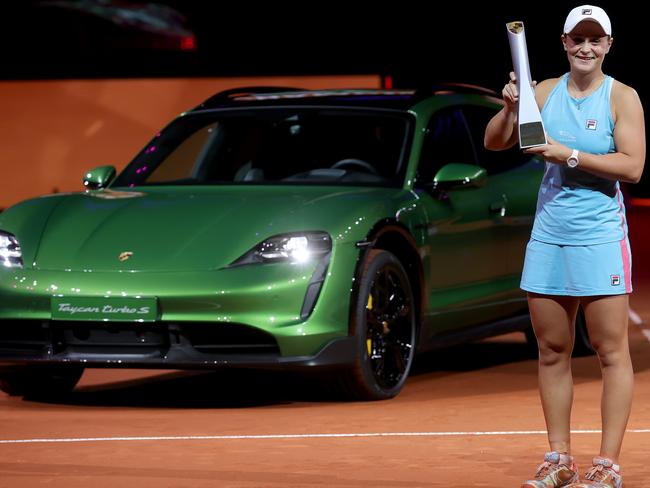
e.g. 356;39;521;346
191;84;499;112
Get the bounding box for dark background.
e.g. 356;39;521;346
2;0;647;195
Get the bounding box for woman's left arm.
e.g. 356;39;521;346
524;84;646;184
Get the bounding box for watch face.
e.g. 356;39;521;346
567;157;579;168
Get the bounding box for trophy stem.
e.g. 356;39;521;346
506;21;547;149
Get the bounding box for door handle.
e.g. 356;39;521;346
489;194;508;217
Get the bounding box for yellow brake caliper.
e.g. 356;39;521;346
366;294;373;355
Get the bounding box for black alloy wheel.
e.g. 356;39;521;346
341;250;416;400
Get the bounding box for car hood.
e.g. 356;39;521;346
26;186;400;271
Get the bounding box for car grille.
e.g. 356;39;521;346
0;320;280;357
56;321;169;355
179;323;279;354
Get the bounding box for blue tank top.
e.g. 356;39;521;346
531;73;627;245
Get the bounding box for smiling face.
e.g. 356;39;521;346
562;21;613;75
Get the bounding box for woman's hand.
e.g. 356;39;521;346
502;72;518;111
523;135;572;164
502;71;537;113
486;72;539;151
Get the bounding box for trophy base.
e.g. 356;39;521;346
519;122;546;148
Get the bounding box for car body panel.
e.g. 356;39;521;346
22;186;400;271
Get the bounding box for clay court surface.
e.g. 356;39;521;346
2;207;650;487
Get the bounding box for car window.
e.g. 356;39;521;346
147;122;220;183
462;105;535;175
114;109;410;188
416;106;476;186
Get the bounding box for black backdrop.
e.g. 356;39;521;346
174;1;640;93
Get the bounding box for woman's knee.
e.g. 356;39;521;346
528;294;579;366
591;340;631;368
536;339;573;366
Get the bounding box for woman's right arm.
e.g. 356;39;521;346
484;72;520;151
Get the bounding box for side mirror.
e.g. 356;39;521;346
83;166;116;190
432;163;487;191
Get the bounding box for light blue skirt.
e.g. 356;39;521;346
520;238;632;296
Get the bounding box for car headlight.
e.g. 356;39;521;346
0;231;23;269
230;232;331;267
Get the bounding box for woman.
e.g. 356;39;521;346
484;5;645;488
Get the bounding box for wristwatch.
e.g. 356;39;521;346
566;149;580;168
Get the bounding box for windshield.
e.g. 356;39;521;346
113;108;411;187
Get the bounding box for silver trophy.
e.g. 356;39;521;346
506;21;547;148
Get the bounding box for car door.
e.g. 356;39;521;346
462;103;544;299
413;103;529;340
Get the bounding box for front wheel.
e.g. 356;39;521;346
339;250;416;400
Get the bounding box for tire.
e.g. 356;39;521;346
339;250;417;400
0;365;84;397
524;306;594;358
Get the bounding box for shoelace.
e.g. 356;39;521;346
534;461;554;478
585;464;609;481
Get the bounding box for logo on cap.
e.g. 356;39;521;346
564;5;612;36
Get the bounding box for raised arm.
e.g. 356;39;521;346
484;73;553;151
484;72;519;150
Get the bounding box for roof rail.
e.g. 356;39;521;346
410;83;499;104
196;86;305;109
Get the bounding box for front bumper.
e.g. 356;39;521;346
0;318;357;370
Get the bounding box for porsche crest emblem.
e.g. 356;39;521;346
118;251;133;262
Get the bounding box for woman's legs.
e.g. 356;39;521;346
528;292;581;454
581;294;633;463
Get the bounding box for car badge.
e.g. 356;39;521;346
118;251;133;262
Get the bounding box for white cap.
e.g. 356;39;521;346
563;5;611;35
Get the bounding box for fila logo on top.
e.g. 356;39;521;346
586;119;598;130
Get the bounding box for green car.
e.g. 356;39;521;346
0;85;550;400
